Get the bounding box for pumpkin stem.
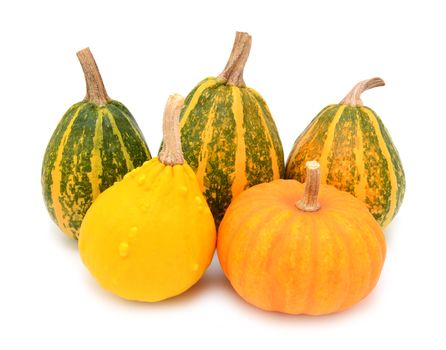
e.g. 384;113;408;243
217;31;252;87
296;161;321;212
76;48;110;106
159;94;185;166
340;77;385;107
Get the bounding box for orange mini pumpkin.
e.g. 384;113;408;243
217;161;386;315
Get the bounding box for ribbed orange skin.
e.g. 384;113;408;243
217;179;386;315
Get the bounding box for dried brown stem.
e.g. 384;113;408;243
340;77;385;107
296;161;321;212
217;32;252;87
159;94;185;166
76;48;110;106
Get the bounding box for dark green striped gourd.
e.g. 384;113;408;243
178;32;284;226
42;48;151;239
286;78;405;227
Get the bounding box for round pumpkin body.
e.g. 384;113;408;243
79;95;216;302
41;49;151;239
286;79;405;227
217;179;386;315
179;32;284;226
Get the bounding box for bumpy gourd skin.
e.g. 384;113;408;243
79;157;216;302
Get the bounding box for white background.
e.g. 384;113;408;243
1;0;445;349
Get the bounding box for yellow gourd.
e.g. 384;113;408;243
78;94;216;302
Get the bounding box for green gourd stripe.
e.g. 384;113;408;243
248;89;285;178
366;107;406;216
99;112;131;192
108;100;134;122
203;85;237;226
292;105;337;149
41;102;83;221
357;108;392;224
59;103;97;234
89;108;104;200
180;81;222;170
106;110;134;171
285;105;339;182
106;103;150;167
240;89;274;187
325;107;359;194
179;78;223;128
109;100;147;144
360;108;398;227
182;77;211;108
107;101;151;160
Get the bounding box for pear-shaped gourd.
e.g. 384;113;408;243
42;48;151;239
286;78;405;227
79;94;216;302
178;31;285;226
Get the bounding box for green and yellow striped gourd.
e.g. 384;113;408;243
42;48;151;239
179;32;284;226
286;78;405;227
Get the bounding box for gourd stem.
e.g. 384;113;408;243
340;77;385;107
296;161;321;212
159;94;185;166
76;48;110;106
217;31;252;87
